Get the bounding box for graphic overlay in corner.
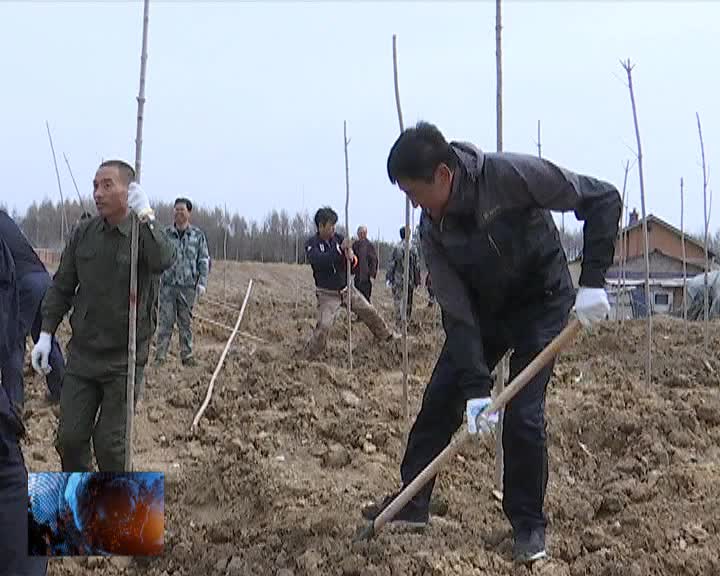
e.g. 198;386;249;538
28;472;164;556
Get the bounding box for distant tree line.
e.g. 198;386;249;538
3;199;717;269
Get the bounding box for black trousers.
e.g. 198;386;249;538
399;295;572;533
0;425;48;575
354;278;373;302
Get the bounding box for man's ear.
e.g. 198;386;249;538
435;163;453;186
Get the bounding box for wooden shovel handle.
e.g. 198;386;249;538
370;318;581;536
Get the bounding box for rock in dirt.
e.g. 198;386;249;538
148;408;163;423
322;443;350;468
362;441;377;454
582;526;611;552
341;390;361;407
276;569;295;576
296;549;322;574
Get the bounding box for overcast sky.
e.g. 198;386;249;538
0;1;717;241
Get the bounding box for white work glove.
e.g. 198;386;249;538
31;332;53;375
574;287;610;328
196;284;206;299
127;182;153;220
466;397;498;435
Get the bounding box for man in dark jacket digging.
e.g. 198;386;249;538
302;207;396;359
362;122;620;564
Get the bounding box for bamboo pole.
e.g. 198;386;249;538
681;177;688;338
45;121;69;246
126;0;150;472
63;152;87;213
616;161;630;323
697;113;710;353
622;59;651;386
494;0;507;497
223;204;228;305
344;120;353;372
392;34;410;431
192;280;253;430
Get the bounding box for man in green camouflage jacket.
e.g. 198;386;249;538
154;198;210;367
386;225;422;326
32;160;175;472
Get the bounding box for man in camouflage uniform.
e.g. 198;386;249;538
386;225;421;326
31;160;175;472
154;198;209;367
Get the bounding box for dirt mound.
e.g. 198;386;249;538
19;263;719;576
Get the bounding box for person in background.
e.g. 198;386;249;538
351;225;378;302
302;207;396;359
154;198;210;367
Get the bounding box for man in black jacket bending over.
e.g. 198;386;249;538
362;122;620;564
302;207;395;359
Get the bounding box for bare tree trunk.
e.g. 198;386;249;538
617;161;630;323
622;59;651;386
493;0;507;498
45;121;68;246
392;34;410;430
126;0;150;471
344;120;353;372
681;177;688;338
697;113;710;353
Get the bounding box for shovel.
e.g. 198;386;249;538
354;318;581;542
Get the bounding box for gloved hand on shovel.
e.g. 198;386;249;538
466;397;498;435
574;287;610;328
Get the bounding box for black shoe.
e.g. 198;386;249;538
182;357;197;367
512;528;547;564
361;493;429;528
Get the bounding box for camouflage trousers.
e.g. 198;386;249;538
392;284;415;326
303;286;393;359
155;284;196;362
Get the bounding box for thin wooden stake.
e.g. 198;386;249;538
616;161;630;323
126;0;150;472
63;152;87;213
622;59;651;386
45;121;69;245
223;204;228;305
392;34;410;431
697;113;710;353
344;120;353;372
681;177;688;338
493;0;508;496
192;280;253;430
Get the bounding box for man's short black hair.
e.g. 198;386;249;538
99;160;136;187
174;197;193;212
314;207;338;230
399;226;406;240
387;121;456;184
